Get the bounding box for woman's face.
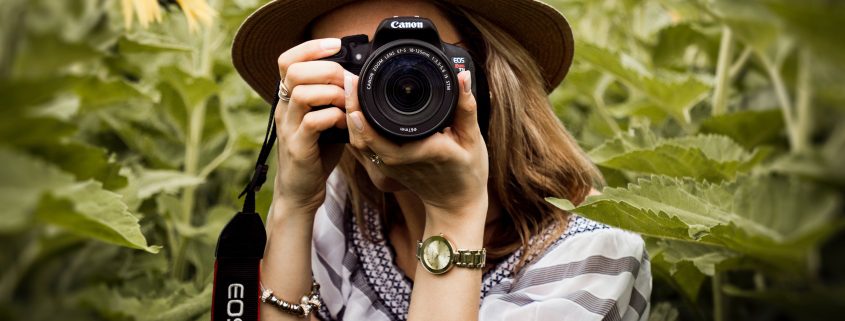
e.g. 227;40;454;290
311;0;462;192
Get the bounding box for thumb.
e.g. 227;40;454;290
452;70;480;139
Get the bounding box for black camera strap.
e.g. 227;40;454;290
211;87;279;321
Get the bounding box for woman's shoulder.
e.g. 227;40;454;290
479;215;652;321
535;215;647;266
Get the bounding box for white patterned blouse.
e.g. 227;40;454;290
285;170;652;321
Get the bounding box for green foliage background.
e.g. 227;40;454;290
0;0;842;320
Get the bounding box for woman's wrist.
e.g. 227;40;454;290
269;198;319;227
423;192;488;247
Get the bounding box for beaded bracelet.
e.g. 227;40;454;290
260;280;322;318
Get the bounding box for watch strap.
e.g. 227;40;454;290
453;248;486;269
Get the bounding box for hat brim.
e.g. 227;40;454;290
232;0;574;103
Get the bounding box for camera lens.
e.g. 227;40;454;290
359;42;458;140
385;64;432;115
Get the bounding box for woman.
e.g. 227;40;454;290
231;0;651;320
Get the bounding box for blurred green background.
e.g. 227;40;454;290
0;0;843;320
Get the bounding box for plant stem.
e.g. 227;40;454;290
592;74;621;134
173;5;217;278
759;53;799;152
0;234;39;301
794;49;813;153
712;26;734;116
713;272;726;321
729;47;752;80
0;0;27;79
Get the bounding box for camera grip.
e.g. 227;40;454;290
312;105;350;144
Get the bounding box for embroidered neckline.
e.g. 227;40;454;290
349;202;609;320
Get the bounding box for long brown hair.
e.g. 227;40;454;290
339;5;601;272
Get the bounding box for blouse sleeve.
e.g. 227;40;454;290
309;170;350;321
479;228;652;321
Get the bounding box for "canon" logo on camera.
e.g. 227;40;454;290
390;21;423;29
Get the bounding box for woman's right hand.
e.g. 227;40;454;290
273;38;348;215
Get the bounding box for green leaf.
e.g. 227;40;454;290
72;75;149;109
136;169;204;200
577;41;712;123
35;180;161;253
588;127;765;181
0;148;74;232
79;280;212;321
159;65;218;110
646;238;708;301
648;301;680;321
654;239;741;276
117;32;193;53
712;1;780;53
26;141;128;190
698;109;785;149
548;174;841;271
762;0;845;68
652;23;719;69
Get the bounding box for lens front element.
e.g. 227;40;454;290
386;67;431;115
359;40;458;140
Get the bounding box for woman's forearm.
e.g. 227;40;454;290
261;199;320;321
407;199;488;321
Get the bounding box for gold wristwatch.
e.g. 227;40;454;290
416;233;486;275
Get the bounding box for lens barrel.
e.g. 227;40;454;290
358;40;458;140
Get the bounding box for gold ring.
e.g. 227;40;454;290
367;152;383;166
278;80;291;102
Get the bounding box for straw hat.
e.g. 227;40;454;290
232;0;574;103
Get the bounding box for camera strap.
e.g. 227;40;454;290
211;87;279;321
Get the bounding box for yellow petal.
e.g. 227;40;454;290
121;0;134;29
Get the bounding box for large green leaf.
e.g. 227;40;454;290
588;127;766;181
80;280;212;321
548;174;841;271
652;23;719;69
655;239;741;277
698;109;785;149
159;65;218;110
135;169;204;200
35;180;161;253
26;141;128;190
0;148;74;232
577;41;712;123
117;32;193;53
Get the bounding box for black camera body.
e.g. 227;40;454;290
317;16;489;143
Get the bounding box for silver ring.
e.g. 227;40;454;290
278;80;291;102
367;152;383;166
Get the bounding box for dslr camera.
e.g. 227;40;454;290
317;16;489;143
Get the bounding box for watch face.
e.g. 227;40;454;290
421;235;453;274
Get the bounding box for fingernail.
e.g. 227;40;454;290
321;38;341;51
463;72;472;94
350;112;364;132
344;74;353;97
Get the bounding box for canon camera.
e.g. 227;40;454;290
316;16;489;143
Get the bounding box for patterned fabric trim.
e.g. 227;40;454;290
349;202;610;320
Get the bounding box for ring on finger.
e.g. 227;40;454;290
278;80;291;102
367;151;383;166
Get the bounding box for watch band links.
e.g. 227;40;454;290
453;248;486;269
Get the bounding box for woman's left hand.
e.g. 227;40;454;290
344;71;489;222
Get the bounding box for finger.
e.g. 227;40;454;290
343;75;397;159
285;84;345;130
277;38;342;79
290;106;347;154
452;70;480;140
344;74;364;147
285;60;347;88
